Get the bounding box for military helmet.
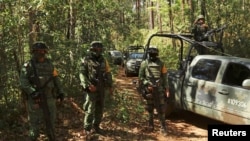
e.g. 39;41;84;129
32;41;48;53
147;46;159;54
90;41;103;49
197;15;205;20
89;41;103;57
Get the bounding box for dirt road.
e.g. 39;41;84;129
2;66;223;141
113;66;223;141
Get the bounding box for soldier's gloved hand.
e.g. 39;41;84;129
57;93;64;101
147;86;153;92
30;91;41;100
201;23;208;28
165;88;170;98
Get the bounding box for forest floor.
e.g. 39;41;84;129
0;66;223;141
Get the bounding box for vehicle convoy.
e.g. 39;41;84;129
123;45;144;77
140;26;250;125
108;50;123;65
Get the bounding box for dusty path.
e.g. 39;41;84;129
113;66;223;141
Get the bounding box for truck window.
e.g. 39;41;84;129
191;59;221;81
222;63;250;87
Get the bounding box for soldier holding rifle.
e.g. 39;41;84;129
192;14;209;54
138;46;169;136
19;42;65;141
79;41;113;136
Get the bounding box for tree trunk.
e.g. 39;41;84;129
149;1;154;30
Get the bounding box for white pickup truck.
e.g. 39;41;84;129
142;32;250;125
168;54;250;124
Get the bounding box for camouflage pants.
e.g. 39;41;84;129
83;89;105;131
145;87;165;105
27;97;56;140
145;88;166;126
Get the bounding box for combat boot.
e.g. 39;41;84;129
83;128;91;136
157;111;167;136
93;125;104;135
83;128;92;141
160;120;167;136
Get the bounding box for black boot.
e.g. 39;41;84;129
160;124;167;136
93;125;104;134
159;115;167;136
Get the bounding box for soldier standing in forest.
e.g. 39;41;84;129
19;42;65;141
79;41;113;136
138;47;169;136
192;14;209;54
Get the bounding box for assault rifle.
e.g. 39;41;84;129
203;24;227;38
135;76;163;116
197;24;227;54
92;63;106;98
31;60;55;141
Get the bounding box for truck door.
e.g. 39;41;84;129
182;57;221;116
215;62;250;124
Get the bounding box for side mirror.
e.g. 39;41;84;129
242;79;250;90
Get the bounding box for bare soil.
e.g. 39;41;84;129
1;66;223;141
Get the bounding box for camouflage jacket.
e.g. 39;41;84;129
192;23;209;41
138;58;168;89
19;58;64;97
79;55;112;89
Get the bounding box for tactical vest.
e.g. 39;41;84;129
86;57;106;84
145;59;162;80
194;24;208;41
28;59;55;89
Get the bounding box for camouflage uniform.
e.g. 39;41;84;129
192;15;209;42
138;47;168;135
79;41;112;134
192;15;209;54
19;42;64;141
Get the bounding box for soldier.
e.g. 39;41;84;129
138;47;169;136
19;41;65;141
192;15;209;54
79;41;113;136
192;14;209;42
